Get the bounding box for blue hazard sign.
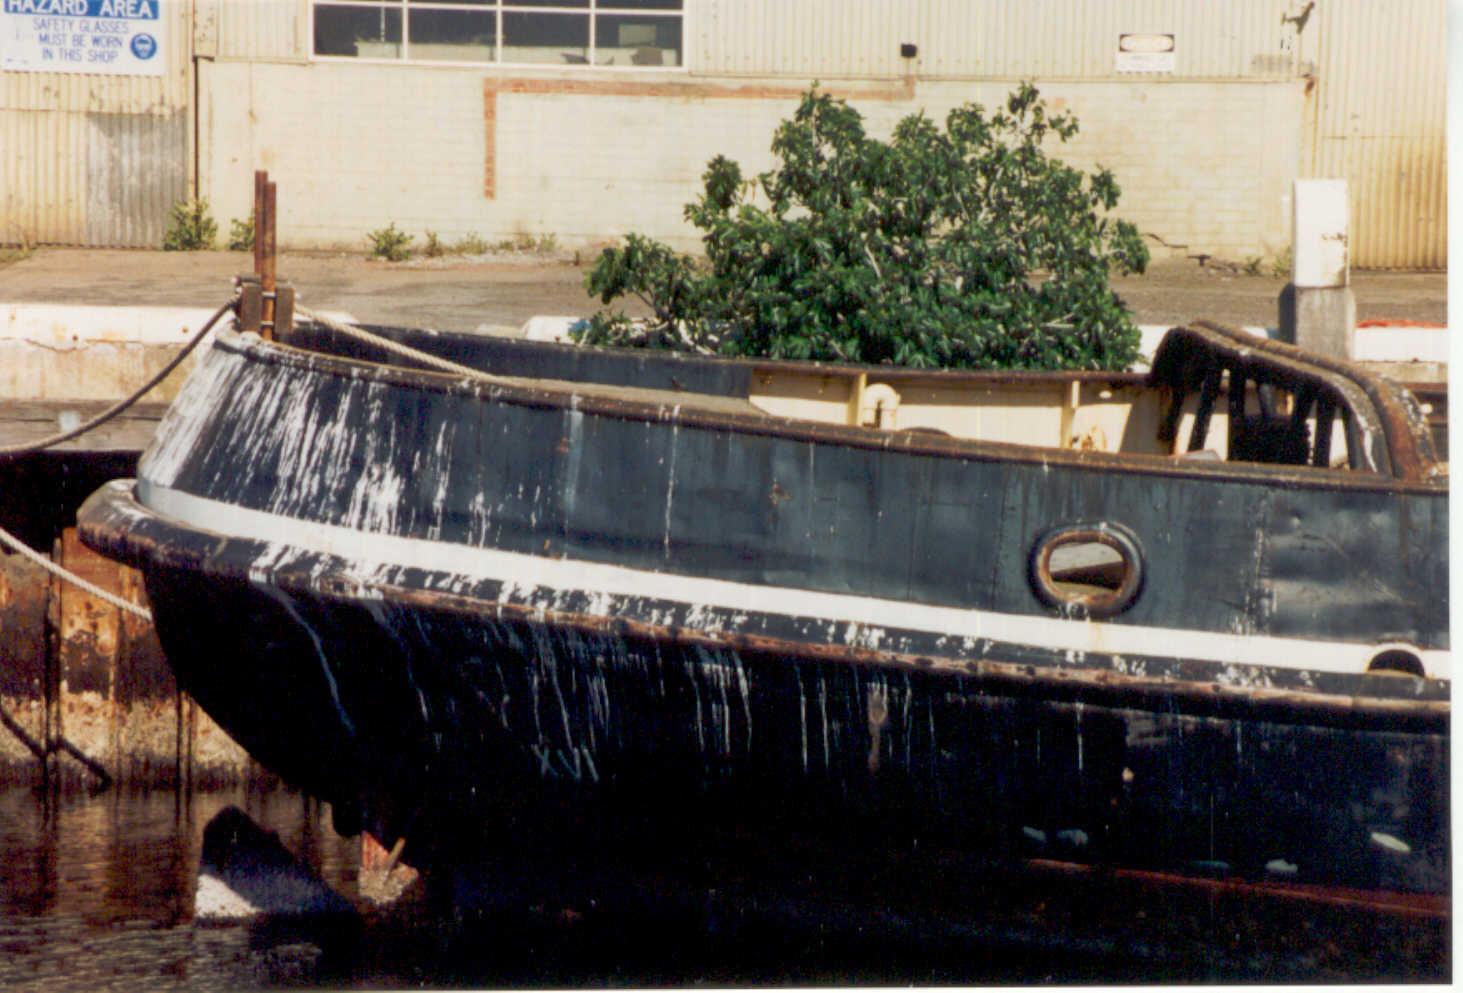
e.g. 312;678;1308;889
2;0;167;76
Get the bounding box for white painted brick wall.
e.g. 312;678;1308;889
201;63;1301;261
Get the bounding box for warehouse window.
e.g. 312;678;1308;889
312;1;684;67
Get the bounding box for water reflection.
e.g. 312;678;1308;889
0;785;358;991
0;786;355;926
0;784;1448;988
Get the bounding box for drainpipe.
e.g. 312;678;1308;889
189;0;218;204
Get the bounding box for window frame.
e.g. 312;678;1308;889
308;0;689;71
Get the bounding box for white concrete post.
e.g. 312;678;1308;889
1278;179;1356;358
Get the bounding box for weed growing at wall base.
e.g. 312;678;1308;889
163;199;217;251
366;223;414;262
0;245;34;268
579;83;1148;371
454;233;491;255
227;213;255;252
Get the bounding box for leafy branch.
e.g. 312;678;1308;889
578;83;1148;372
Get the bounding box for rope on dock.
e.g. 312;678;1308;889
0;298;234;460
1;302;496;624
0;299;233;620
0;521;152;621
296;305;504;382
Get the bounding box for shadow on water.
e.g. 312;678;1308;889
0;784;1449;989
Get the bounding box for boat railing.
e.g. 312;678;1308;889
1148;322;1442;482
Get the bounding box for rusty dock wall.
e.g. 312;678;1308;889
0;527;254;790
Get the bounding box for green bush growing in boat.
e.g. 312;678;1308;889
367;223;414;262
226;213;255;252
578;83;1149;371
162;199;217;251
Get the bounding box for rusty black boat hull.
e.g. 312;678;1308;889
77;480;1453;901
77;321;1449;909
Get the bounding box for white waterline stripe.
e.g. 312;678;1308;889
137;480;1449;680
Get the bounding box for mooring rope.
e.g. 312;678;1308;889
0;521;152;620
295;305;506;382
0;299;233;620
0;298;234;460
2;301;493;623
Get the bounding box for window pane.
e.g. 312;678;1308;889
502;12;589;64
596;13;680;66
599;0;682;10
409;8;496;62
314;4;402;58
504;1;588;7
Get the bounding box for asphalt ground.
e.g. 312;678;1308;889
0;247;1447;336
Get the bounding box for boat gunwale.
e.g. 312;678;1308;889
80;480;1450;734
353;321;1447;395
228;329;1448;497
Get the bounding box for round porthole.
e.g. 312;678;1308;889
1029;524;1144;618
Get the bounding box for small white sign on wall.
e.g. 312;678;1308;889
1;0;166;76
1116;33;1174;73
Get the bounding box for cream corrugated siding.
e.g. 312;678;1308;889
0;0;191;247
210;0;306;62
692;0;904;78
0;111;86;244
694;0;1292;79
1302;0;1445;268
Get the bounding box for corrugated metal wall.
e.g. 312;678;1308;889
691;0;1445;268
203;0;305;62
912;0;1293;79
692;0;1295;80
3;1;1443;265
1301;0;1446;269
0;0;192;247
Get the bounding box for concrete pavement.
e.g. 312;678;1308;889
0;248;1447;336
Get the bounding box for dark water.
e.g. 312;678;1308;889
0;786;358;991
0;784;1449;989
